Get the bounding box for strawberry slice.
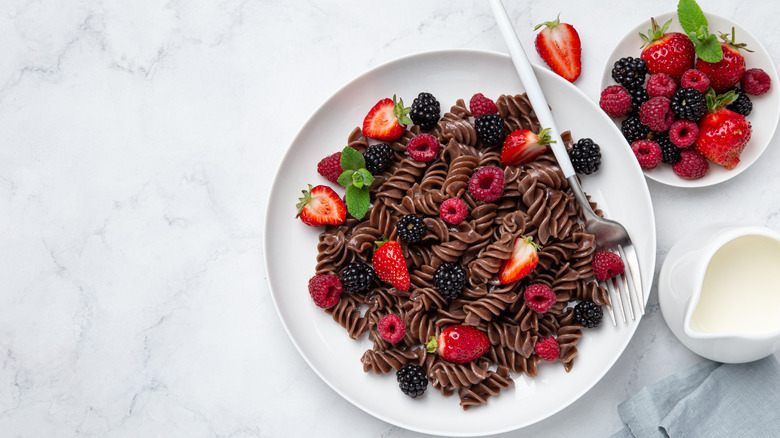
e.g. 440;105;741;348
501;128;554;167
362;95;412;142
499;236;540;284
426;324;489;364
534;14;581;82
295;184;346;227
372;240;410;291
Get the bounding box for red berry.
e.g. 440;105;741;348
468;166;505;202
317;152;342;184
524;284;556;313
534;15;582;82
406;133;440;162
639;19;695;82
646;73;677;99
592;250;624;281
695;107;752;170
372;240;410;291
296;185;347;227
362;96;412;141
631;140;662;170
378;314;406;343
469;93;498;118
599;85;632;118
439;198;468;224
669;120;699;148
639;97;674;132
680;69;710;94
696;30;748;93
426;325;490;364
741;68;772;95
672;149;709;179
534;337;560;361
308;274;343;308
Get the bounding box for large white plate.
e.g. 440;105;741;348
600;11;780;188
265;49;656;436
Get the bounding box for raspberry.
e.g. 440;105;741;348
631;140;662;170
672;149;709;179
468;166;505;202
439;198;468;224
396;364;428;398
406;133;440;162
534;337;560;361
592;250;624;281
639;97;674;131
574;300;603;328
680;69;710;94
599;85;632;118
646;73;677;99
524;284;556;313
469;93;498;118
308;274;343;308
669;119;699;148
378;313;406;343
741;68;771;95
317;152;342;184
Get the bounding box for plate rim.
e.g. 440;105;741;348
599;10;780;188
264;48;657;436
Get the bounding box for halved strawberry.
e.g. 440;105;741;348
534;14;582;83
501;128;554;167
426;324;489;364
499;236;539;284
295;184;346;227
372;240;410;291
362;95;412;142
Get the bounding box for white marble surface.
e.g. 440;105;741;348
2;0;779;436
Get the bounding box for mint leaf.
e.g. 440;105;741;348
340;146;365;171
357;168;375;187
345;185;370;219
695;32;723;63
351;171;364;189
338;170;355;187
677;0;707;35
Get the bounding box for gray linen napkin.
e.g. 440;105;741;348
611;355;780;438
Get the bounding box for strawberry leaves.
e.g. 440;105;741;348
677;0;723;63
338;146;373;220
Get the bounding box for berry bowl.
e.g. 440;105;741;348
600;11;780;188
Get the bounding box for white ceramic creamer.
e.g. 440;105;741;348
659;224;780;363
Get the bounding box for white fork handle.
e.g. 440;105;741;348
489;0;576;178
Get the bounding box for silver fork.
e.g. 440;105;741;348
489;0;644;324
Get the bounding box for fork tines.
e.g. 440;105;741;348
602;246;644;326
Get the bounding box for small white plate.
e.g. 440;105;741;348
265;49;656;436
600;11;780;188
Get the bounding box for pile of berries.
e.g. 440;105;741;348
599;19;770;180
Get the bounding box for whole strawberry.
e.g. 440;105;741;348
639;18;695;82
696;28;750;93
426;325;490;364
372;240;410;291
695;89;752;170
534;14;581;82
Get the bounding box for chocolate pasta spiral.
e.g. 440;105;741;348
309;93;611;409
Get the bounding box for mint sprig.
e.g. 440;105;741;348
677;0;723;63
338;146;373;219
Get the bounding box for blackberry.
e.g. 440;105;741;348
433;262;467;300
396;214;426;244
569;138;602;175
670;87;706;121
653;132;681;165
363;143;393;175
628;86;649;114
621;115;648;144
396;364;428;398
611;57;648;90
727;86;752;116
573;300;603;328
410;92;441;130
340;262;376;295
475;114;506;146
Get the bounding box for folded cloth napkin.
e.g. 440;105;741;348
611;355;780;438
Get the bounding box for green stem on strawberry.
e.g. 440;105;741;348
425;335;438;353
705;88;739;112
